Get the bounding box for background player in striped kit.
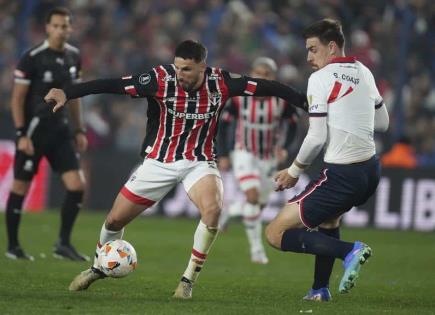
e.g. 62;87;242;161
218;57;298;264
265;19;389;301
5;7;88;262
45;40;307;299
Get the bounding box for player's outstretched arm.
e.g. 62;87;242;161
223;71;308;112
45;74;157;112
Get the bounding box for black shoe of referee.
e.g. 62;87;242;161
6;246;35;261
53;242;90;262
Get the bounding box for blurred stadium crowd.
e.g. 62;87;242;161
0;0;434;167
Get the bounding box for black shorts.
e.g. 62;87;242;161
288;155;380;228
14;124;79;181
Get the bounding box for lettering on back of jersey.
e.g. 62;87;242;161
333;72;359;85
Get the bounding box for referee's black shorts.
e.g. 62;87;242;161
14;124;80;181
288;155;380;229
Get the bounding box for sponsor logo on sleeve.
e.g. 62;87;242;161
139;73;151;85
309;104;319;112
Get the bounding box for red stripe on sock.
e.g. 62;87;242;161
97;241;102;248
192;248;207;260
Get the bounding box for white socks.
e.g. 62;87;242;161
182;220;218;283
242;202;264;254
93;222;124;269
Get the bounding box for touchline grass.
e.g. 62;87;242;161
0;210;434;314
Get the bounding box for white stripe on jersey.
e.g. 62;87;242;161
29;40;49;56
199;70;214;159
163;69;182;163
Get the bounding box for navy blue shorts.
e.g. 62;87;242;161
288;155;380;228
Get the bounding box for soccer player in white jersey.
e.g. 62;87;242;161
265;19;389;301
218;57;298;264
44;40;308;299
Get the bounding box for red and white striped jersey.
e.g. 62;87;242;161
121;65;264;162
65;64;307;162
223;96;297;159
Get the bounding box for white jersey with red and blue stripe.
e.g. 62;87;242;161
307;56;383;164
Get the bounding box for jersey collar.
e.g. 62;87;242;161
329;56;356;64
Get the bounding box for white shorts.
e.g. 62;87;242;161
121;158;221;206
231;149;276;204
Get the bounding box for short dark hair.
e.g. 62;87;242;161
45;7;72;24
302;19;345;48
174;40;207;63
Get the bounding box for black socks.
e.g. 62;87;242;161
5;192;25;249
59;190;84;245
281;228;353;260
312;227;340;289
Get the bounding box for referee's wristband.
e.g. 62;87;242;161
287;163;304;178
16;127;26;139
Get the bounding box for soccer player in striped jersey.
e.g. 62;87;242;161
44;40;308;299
218;57;298;264
265;19;389;301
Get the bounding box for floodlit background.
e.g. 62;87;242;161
0;0;434;231
0;2;434;314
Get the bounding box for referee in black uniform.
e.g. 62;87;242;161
5;7;88;261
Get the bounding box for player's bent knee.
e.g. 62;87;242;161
319;216;341;229
265;223;282;250
203;204;221;219
200;204;221;227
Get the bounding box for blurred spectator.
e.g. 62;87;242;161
0;1;433;165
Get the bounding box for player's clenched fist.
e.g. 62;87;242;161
44;88;67;112
274;168;299;191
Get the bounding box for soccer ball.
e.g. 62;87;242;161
98;239;137;278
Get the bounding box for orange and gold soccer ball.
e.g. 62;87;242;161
98;239;138;278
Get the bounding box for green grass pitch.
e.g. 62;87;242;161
0;211;434;314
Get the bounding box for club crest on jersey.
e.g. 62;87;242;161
139;73;151;85
208;92;222;107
